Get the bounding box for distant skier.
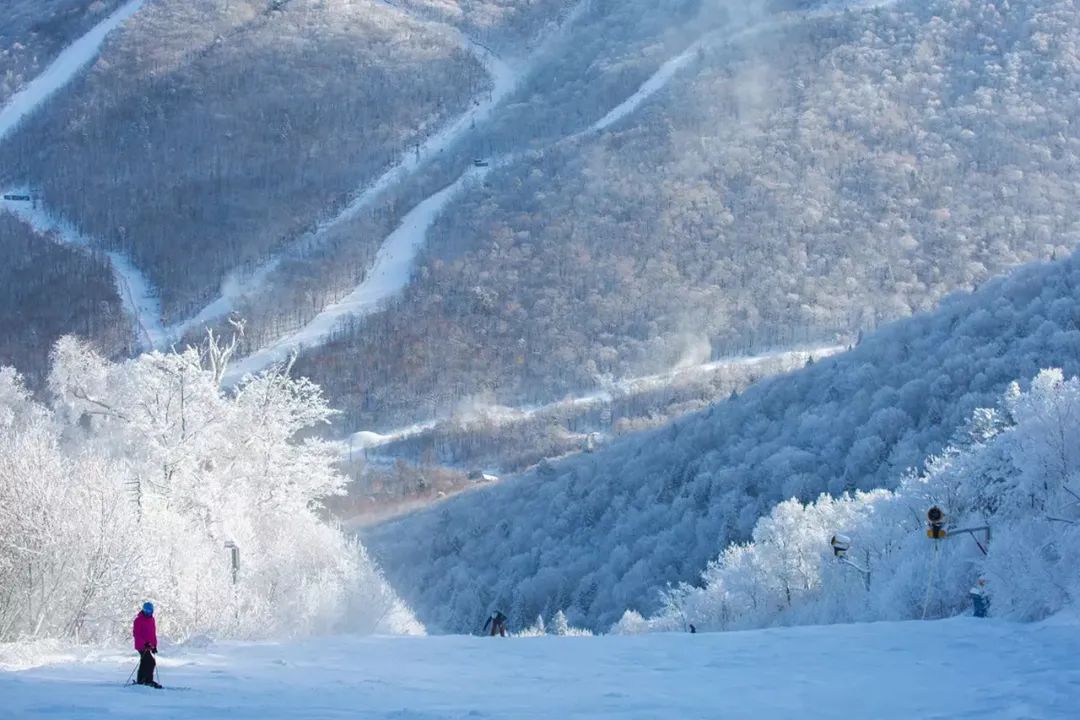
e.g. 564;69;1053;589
483;610;508;637
132;602;161;688
970;578;990;618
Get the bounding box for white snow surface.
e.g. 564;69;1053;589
1;195;166;350
0;0;145;143
3;618;1079;718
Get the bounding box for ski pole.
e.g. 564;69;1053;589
124;662;138;686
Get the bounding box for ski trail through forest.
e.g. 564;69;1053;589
229;0;897;382
347;344;847;452
576;0;902;139
0;194;166;350
0;0;163;349
224;164;498;382
0;0;145;143
179;2;571;341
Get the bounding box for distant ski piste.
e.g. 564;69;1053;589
178;2;544;340
578;0;902;138
1;194;166;351
221;6;594;382
223;164;496;384
0;0;145;143
345;344;847;452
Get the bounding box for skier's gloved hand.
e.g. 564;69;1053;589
151;646;158;655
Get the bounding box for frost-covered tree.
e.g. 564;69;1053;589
365;251;1080;632
641;369;1080;633
0;337;422;643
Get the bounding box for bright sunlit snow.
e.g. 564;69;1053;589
3;618;1079;719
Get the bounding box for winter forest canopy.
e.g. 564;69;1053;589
637;366;1080;634
3;0;1080;442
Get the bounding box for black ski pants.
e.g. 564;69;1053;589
137;649;156;685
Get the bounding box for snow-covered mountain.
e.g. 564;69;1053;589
5;5;1080;709
2;0;1080;448
363;250;1080;632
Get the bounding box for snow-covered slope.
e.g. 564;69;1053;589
173;1;534;340
3;617;1078;718
365;252;1080;633
224;166;494;382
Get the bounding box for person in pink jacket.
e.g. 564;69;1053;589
132;602;161;688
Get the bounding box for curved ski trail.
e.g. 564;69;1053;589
347;344;846;451
224;163;499;383
177;7;524;342
1;195;165;351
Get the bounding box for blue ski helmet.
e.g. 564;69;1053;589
142;602;154;616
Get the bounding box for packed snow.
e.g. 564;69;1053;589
3;617;1079;718
1;194;166;350
0;0;145;143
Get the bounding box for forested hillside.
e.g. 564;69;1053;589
4;0;1080;503
0;0;490;320
285;0;1080;433
0;213;130;388
0;1;128;105
395;0;575;50
363;251;1080;632
638;366;1080;633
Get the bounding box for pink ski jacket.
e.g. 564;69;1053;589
132;612;157;652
